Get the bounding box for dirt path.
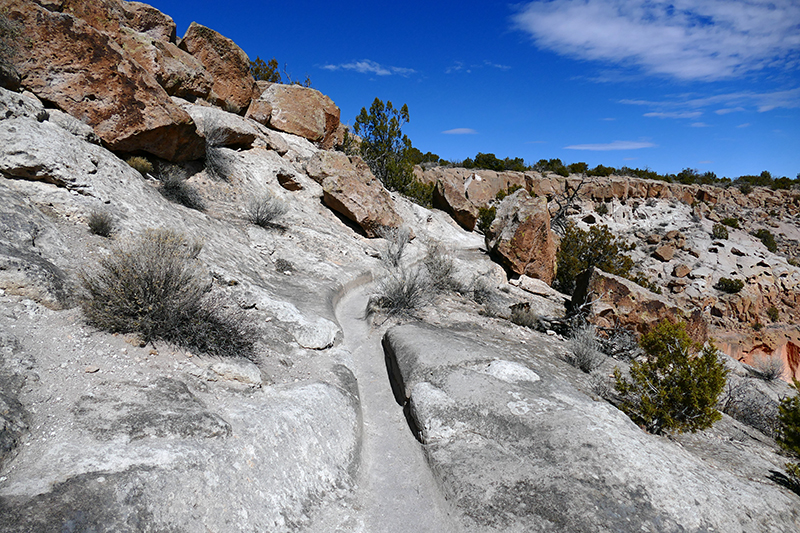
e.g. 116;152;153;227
335;284;459;533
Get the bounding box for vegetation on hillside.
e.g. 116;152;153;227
555;223;634;295
250;56;311;87
614;320;728;435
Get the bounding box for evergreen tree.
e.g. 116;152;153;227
353;98;414;192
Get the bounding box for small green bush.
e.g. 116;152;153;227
767;306;780;322
80;229;254;358
714;277;744;293
778;379;800;487
87;211;114;237
739;183;753;195
126;156;154;176
754;229;777;252
720;217;740;228
595;203;609;215
711;223;729;240
247;194;288;228
402;179;435;208
555;223;634;295
477;206;496;235
614;320;728;434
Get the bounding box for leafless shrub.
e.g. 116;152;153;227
158;167;205;211
510;302;539;329
720;378;781;437
87;210;114;237
751;354;785;381
424;240;458;293
247;193;288;228
204;119;231;181
566;324;605;373
377;226;411;269
367;266;431;318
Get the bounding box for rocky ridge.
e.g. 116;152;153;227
1;1;799;531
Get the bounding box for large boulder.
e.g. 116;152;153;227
305;151;404;237
254;84;341;147
383;323;800;532
178;102;259;149
433;174;478;231
178;22;257;115
573;267;708;343
3;0;204;162
485;190;557;284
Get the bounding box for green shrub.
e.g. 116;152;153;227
778;379;800;486
767;306;780;322
477;206;496;235
714;277;744;293
614;320;728;434
402;179;435;208
629;272;662;294
555;223;634;295
87;211;114;237
595;203;609;215
80;229;255;358
247;194;288;228
754;229;777;252
711;223;728;240
126;156;153;176
721;217;740;228
739;183;753;195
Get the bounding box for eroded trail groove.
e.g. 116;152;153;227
335;284;458;533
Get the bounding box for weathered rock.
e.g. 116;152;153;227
433;174;478;231
306;152;404;237
673;263;691;278
178;22;257;114
653;243;676;261
4;0;204;162
0;88;47;122
123;33;213;100
383;323;799;533
486;190;557;284
257;84;341;147
0;61;20;92
244;96;274;125
118;0;177;41
573;267;707;343
179;103;259;149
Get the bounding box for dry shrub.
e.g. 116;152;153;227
377;226;411;269
753;354;785;381
247;194;288;228
510;303;538;329
158;167;205;211
367;266;431;318
87;211;114;237
423;240;458;293
126;156;153;176
566;324;605;373
80;229;254;359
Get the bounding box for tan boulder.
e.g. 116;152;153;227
653;244;676;262
119;1;177;41
244;98;274;126
179;103;259;149
673;264;691;278
5;0;204;161
179;22;256;114
573;268;707;344
486;190;557;284
257;84;341;147
305;152;403;237
60;0;177;43
433;174;478;231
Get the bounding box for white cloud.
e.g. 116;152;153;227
737;123;751;128
446;60;511;74
644;111;702;119
512;0;800;81
565;140;656;151
691;122;711;127
698;160;714;164
442;128;478;135
715;107;746;115
322;59;415;77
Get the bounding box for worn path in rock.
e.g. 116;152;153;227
335;284;459;533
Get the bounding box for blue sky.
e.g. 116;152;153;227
149;0;799;179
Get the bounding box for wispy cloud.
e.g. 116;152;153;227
737;123;751;128
565;140;656;151
512;0;800;81
691;122;711;127
446;60;511;74
621;88;800;115
442;128;478;135
644;111;702;119
321;59;415;77
698;160;714;164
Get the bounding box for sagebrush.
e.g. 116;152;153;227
87;211;114;237
158;167;205;211
247;194;288;228
80;229;255;358
566;324;605;373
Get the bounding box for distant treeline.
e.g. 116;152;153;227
414;151;799;191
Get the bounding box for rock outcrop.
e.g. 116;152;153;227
255;84;341;148
178;22;257;114
486;190;557;284
306;151;404;237
4;0;205;162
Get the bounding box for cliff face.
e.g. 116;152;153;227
1;1;800;531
